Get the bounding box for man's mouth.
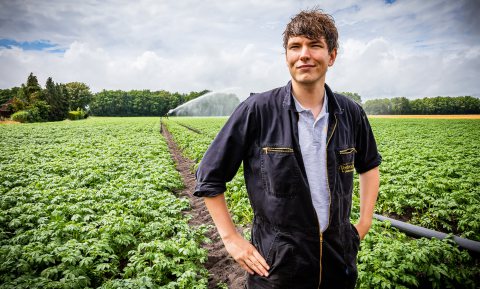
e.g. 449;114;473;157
297;64;315;69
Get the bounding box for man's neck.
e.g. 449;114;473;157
291;80;326;118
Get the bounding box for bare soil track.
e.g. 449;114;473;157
0;120;20;124
162;125;247;289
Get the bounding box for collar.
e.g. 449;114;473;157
291;90;328;116
282;81;343;115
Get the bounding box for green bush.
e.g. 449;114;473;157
68;109;86;120
10;104;47;123
30;100;50;121
10;110;29;123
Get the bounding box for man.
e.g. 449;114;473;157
194;8;381;289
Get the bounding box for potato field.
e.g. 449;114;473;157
0;118;209;288
1;116;479;288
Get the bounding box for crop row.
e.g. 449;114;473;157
164;117;479;289
0;118;209;288
369;118;480;241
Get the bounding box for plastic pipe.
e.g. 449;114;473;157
373;214;480;254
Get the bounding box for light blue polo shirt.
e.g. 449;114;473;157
292;92;330;232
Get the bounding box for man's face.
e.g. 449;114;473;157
286;36;337;87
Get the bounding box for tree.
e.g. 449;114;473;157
462;96;480;114
0;87;20;105
65;82;93;111
185;89;211;102
43;77;69;121
364;99;391;115
337;91;362;105
24;72;41;102
390;97;410;115
11;89;28;112
10;73;42;116
410;99;425;114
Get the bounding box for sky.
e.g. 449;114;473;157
0;0;479;100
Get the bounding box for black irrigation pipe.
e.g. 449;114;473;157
374;214;480;254
175;122;203;135
160;116;203;135
165;118;218;139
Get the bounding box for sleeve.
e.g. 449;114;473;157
354;105;382;174
194;100;256;197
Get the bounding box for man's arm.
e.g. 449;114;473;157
203;194;270;277
354;166;380;240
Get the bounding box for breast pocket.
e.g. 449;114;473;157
260;147;302;198
336;147;356;174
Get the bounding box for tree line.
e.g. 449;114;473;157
90;89;209;116
337;92;480;115
362;96;480;115
0;73;209;122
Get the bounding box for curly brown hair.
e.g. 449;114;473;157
283;8;339;53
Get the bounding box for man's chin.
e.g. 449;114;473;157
293;77;321;86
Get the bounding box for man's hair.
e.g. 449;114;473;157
283;8;339;53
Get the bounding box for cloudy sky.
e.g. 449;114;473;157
0;0;479;100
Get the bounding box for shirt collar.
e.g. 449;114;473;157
292;90;328;116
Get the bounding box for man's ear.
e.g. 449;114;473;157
328;48;337;67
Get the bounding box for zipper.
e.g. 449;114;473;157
319;232;324;285
262;147;294;154
318;113;338;288
339;147;357;154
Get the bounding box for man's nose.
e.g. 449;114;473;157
299;46;310;61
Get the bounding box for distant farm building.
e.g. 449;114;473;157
0;99;14;119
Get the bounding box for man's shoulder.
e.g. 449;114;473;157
226;84;287;123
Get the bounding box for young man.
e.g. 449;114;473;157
194;9;381;289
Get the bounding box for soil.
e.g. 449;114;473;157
0;120;20;124
161;125;247;289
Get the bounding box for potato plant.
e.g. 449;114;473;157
0;117;209;288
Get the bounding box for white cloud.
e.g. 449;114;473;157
330;37;480;99
0;0;479;99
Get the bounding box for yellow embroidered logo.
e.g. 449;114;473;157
339;162;354;173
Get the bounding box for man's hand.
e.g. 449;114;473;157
223;232;270;277
354;221;371;240
203;194;270;276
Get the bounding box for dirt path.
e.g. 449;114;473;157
161;125;247;289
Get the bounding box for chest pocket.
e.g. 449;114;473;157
336;147;356;174
260;147;302;198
